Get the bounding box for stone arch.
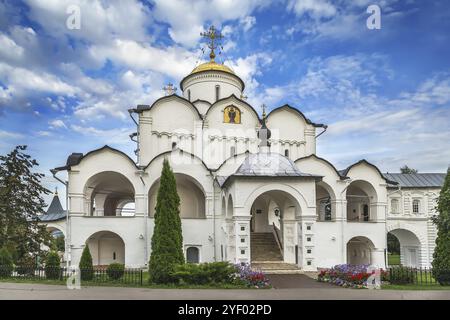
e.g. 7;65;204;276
345;180;378;222
148;173;206;218
347;236;375;265
316;181;336;221
243;183;307;215
248;189;302;263
84;171;135;217
46;224;65;238
85;231;125;266
387;224;425;268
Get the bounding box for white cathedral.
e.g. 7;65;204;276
43;27;445;273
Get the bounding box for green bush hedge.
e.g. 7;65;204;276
170;262;236;285
0;247;13;278
107;263;125;280
389;267;415;284
45;251;61;280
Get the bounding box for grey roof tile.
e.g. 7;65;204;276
383;173;446;188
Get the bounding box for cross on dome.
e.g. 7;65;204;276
163;83;177;96
200;25;224;62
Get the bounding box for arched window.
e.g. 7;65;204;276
172;141;177;149
391;199;399;214
362;204;369;221
187;89;191;101
215;85;220;101
284;149;289;157
186;247;200;263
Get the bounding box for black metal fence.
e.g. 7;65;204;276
387;266;438;286
0;266;144;286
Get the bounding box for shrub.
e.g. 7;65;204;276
79;245;94;281
15;255;36;276
0;247;14;278
148;159;184;284
171;262;236;285
45;251;61;280
234;263;270;288
388;267;415;285
317;264;374;288
107;263;125;280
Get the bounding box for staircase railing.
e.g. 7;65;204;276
272;222;283;253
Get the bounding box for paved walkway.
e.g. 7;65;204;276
0;282;449;300
267;274;338;289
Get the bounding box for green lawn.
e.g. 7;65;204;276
388;254;400;266
382;284;450;290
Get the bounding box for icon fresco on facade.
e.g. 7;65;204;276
224;105;241;124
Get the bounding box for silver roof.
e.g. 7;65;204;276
235;152;317;177
383;173;446;188
39;193;66;222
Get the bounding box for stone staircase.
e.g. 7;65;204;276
251;232;283;261
251;232;303;274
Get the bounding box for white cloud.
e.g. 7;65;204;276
0;130;24;139
151;0;271;47
49;119;67;129
240;16;257;32
70;124;133;145
24;0;151;43
88;39;196;79
287;0;337;18
0;33;24;62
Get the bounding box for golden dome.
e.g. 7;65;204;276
190;61;235;75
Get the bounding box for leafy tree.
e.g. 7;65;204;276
52;235;65;252
432;168;450;285
45;251;61;280
0;247;13;278
387;233;400;255
400;165;418;174
149;159;184;283
79;245;94;281
0;145;53;263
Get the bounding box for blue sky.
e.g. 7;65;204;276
1;0;450;208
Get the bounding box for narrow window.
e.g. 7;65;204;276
391;199;399;214
230;146;236;156
172;142;177;149
363;204;369;221
412;199;420;214
113;252;116;260
187;89;191;101
215;85;220;101
284;149;289;157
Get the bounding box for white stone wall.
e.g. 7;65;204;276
387;188;440;268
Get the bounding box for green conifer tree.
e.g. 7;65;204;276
79;245;94;281
432;168;450;285
149;159;184;283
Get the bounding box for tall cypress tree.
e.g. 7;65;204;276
149;159;184;283
432;168;450;285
